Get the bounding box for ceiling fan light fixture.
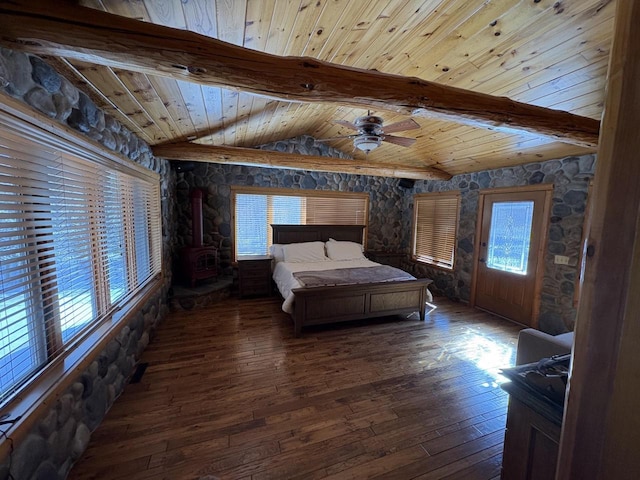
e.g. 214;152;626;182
354;135;382;153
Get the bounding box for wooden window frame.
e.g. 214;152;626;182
0;93;164;448
231;186;369;260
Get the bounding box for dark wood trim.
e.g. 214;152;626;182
271;224;365;245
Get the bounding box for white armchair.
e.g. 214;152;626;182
515;328;574;365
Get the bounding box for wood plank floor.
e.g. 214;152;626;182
69;296;522;480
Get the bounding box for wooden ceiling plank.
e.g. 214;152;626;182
87;0;150;21
570;103;607;120
538;77;608;113
44;56;155;143
68;60;164;142
467;0;613;72
144;0;187;30
182;0;218;38
442;2;615;97
252;100;299;146
283;0;328;56
432;0;558;77
342;0;446;70
232;93;262;147
320;1;395;64
300;0;350;58
422;4;610;110
114;69;184;141
0;1;601;148
262;0;304;56
438;143;590;175
147;76;203;143
174;80;212;139
381;0;500;77
244;0;275;51
199;85;226;145
550;94;606;117
506;62;609;104
308;0;396;62
402;0;569;83
152;142;451;180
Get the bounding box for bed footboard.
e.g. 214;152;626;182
291;278;433;337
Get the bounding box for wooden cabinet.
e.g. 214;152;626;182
237;255;272;298
501;383;562;480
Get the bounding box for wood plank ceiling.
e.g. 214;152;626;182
64;0;615;177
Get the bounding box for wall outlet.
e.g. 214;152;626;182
554;255;570;265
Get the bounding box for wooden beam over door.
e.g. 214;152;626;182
152;143;452;180
0;1;600;149
558;1;640;478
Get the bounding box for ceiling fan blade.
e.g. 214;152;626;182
382;135;417;147
383;118;421;134
333;120;359;130
316;135;358;142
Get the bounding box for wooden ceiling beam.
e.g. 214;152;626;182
152;143;452;181
0;2;600;149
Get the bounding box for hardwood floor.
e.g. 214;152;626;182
69;296;522;480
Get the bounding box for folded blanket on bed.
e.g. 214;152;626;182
293;265;415;288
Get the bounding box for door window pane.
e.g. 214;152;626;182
486;201;534;275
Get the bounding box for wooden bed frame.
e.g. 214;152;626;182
272;224;433;336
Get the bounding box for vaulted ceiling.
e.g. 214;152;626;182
1;0;615;179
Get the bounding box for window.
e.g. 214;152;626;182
412;192;460;269
486;201;534;275
0;109;162;403
232;187;368;257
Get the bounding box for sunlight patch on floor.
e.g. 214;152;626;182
441;329;515;386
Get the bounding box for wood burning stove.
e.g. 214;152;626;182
181;189;218;287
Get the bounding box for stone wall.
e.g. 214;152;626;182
175;136;406;273
0;48;176;480
402;155;595;334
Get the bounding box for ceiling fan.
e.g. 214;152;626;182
318;114;420;153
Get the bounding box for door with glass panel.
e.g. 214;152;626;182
473;188;551;326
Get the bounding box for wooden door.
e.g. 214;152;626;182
473;187;551;326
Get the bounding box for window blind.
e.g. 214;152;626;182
233;188;368;257
0;111;162;403
412;193;460;269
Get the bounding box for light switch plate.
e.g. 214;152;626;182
554;255;570;265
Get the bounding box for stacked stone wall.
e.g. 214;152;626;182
0;48;176;479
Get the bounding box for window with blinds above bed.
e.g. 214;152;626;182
231;186;368;258
411;191;460;270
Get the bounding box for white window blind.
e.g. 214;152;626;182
412;192;460;270
0;111;162;403
233;188;368;257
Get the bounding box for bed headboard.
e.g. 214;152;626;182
271;224;365;245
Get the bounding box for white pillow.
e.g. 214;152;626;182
325;240;365;261
283;241;328;263
269;244;285;263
